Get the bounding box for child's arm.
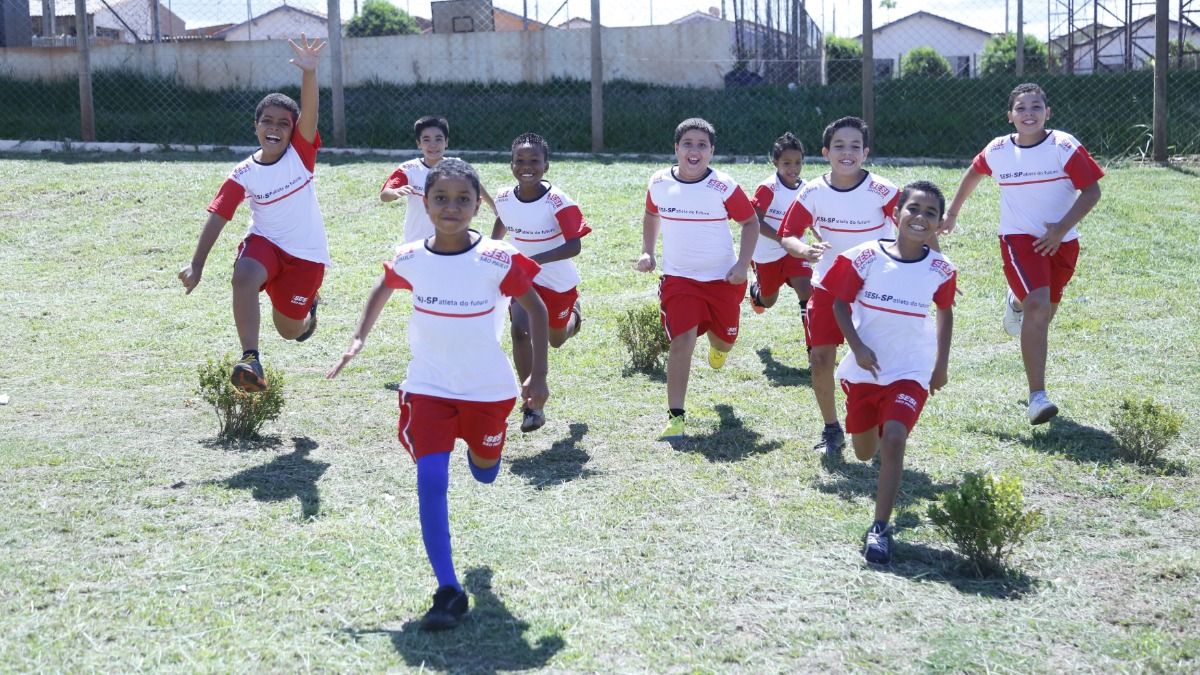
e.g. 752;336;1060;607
513;288;550;411
380;184;414;203
287;35;325;144
530;239;581;265
326;276;395;379
490;217;507;240
834;297;879;379
178;212;230;294
479;184;497;215
1034;182;1101;255
754;208;784;243
941;167;985;234
635;211;659;272
726;215;759;284
930;305;953;394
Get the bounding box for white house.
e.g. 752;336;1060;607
1064;14;1200;73
29;0;186;42
857;10;993;78
213;5;327;42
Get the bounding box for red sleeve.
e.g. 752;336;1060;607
751;184;774;211
499;253;541;297
291;129;320;171
644;190;658;214
882;190;900;224
555;205;591;240
381;167;409;192
206;178;245;221
382;261;412;290
821;255;865;304
971;151;991;176
778;199;812;238
724;185;756;222
933;272;957;310
1064;146;1104;189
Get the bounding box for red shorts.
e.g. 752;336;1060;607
397;391;517;462
752;256;812;298
999;234;1080;303
236;234;325;320
659;275;746;345
805;286;845;348
841;379;929;434
532;284;579;330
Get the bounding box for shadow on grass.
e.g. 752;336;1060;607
214;437;329;519
968;416;1122;464
816;451;955;506
620;364;666;383
508;423;597;489
384;382;402;392
668;404;782;462
756;347;811;388
875;540;1039;599
1165;163;1200;178
200;434;285;452
344;567;565;672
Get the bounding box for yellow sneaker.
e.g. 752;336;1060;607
659;414;686;439
708;345;729;370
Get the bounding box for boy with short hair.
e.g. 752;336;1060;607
179;35;327;392
941;83;1103;425
328;158;549;631
491;132;590;433
779;116;900;456
380;115;495;243
635;118;761;439
823;180;956;564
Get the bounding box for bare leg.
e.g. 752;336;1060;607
510;302;533;383
231;257;267;353
706;332;734;353
666;328;699;410
809;344;840;425
873;421;909;524
272;309;310;340
1018;287;1054;393
852;429;879;462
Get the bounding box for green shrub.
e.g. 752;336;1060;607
825;35;863;85
197;355;286;440
980;33;1050;76
617;303;670;373
902;47;952;79
1111;397;1184;467
928;473;1044;576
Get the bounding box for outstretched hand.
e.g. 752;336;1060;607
326;338;364;379
288;34;326;72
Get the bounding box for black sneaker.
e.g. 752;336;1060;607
814;425;845;457
296;296;319;343
520;407;546;433
231;353;267;392
421;585;469;631
749;282;766;314
863;522;894;564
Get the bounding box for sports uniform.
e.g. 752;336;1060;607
381;157;442;244
750;174;809;298
778;172;899;347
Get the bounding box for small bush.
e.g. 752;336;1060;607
197;355;286;440
1111;397;1184;467
928;473;1044;576
902;47;952;79
617;303;670;373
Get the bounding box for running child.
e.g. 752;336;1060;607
635;118;760;439
178;35;328;392
779;116;899;455
748;132;828;323
941;83;1103;425
491;132;590;433
380;115;495;243
327;158;549;631
822;180;956;564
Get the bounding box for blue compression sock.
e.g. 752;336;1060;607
467;454;501;484
415;452;459;591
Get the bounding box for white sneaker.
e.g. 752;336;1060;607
1002;290;1024;337
1027;391;1059;425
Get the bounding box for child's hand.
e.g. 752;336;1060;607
801;240;831;263
930;366;949;394
178;264;202;294
939;213;959;235
634;253;655;273
1034;222;1066;255
393;185;415;197
326;338;365;379
522;376;549;411
725;263;748;285
852;344;880;379
287;34;326;72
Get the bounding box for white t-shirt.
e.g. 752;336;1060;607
751;173;804;264
383;234;540;402
822;240;957;389
208;131;330;265
778;171;899;286
493;182;591;292
971;129;1105;241
645;167;757;282
381;157;436;244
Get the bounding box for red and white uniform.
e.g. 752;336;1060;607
383;235;540;402
381;157;439;243
822;240;957;389
208;131;330;265
751;173;803;264
972;130;1104;241
493;182;591;292
646;167;757;282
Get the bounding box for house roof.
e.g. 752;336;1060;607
212;4;327;37
856;10;991;39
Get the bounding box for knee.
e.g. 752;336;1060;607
511;325;531;342
853;435;878;462
548;331;568;349
878;427;908;461
809;348;835;370
468;452;501;484
1022;290;1052;318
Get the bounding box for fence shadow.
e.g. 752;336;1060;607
756;347;811;388
214;437;328;519
875;540;1039;599
343;567;565;673
508;423;596;489
968;416;1121;464
816;450;955;506
668;404;782;462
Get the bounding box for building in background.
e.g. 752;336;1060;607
858;10;993;78
28;0;186;44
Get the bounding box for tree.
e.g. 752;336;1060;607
825;35;863;84
345;0;419;38
902;46;952;78
980;33;1049;76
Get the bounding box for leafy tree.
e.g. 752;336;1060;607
902;46;952;78
825;35;863;85
980;33;1049;76
345;0;419;38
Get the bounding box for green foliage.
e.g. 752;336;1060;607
1111;397;1184;467
197;355;286;440
928;473;1044;576
617;302;670;373
345;0;420;38
825;35;863;85
980;33;1049;76
902;46;952;79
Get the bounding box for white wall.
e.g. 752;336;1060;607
870;14;990;72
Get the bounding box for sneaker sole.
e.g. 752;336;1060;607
231;367;267;392
1029;403;1059;425
864;550;892;564
520;411;546;433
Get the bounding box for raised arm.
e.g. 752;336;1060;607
288;35;326;144
941;167;985;234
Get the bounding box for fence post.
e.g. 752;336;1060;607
1015;0;1024;75
326;0;346;147
861;0;873;138
1153;0;1167;161
590;0;603;152
75;0;94;141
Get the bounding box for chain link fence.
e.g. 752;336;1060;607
1;0;1198;157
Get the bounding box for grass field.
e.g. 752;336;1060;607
1;152;1198;672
